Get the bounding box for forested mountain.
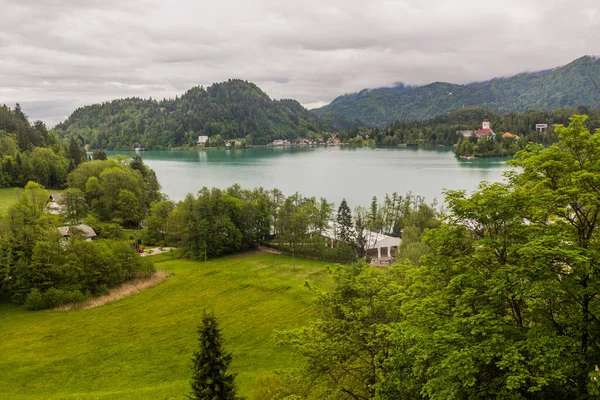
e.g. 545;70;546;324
314;55;600;126
54;80;341;149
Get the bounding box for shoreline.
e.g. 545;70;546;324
97;143;456;152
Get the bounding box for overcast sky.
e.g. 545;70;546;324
1;0;599;126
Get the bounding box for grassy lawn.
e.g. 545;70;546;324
0;252;332;399
0;187;23;215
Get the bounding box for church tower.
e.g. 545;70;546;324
482;119;490;130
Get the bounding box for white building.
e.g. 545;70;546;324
47;193;64;215
321;227;401;259
197;136;209;145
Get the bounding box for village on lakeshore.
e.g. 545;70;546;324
197;134;341;148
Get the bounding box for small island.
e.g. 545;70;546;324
455;118;525;158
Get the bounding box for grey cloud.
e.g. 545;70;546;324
0;0;599;126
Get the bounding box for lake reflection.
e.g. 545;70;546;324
107;146;511;207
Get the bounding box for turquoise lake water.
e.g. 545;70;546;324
108;146;511;207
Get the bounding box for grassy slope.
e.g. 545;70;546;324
0;187;23;215
0;252;332;399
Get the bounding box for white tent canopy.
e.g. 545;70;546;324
321;227;401;259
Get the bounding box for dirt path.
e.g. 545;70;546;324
54;271;171;311
257;245;283;255
139;247;179;256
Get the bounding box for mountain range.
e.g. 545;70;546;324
53;56;600;149
313;56;600;126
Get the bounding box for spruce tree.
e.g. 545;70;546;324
189;311;239;400
337;198;353;243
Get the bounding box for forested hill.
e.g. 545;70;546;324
54;80;339;149
313;55;600;126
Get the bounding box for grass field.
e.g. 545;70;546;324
0;252;332;399
0;187;65;215
0;187;23;214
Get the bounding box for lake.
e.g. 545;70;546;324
108;146;511;208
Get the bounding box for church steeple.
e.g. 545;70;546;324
482;119;490;130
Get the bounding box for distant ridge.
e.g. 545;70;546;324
313;56;600;126
53;79;357;149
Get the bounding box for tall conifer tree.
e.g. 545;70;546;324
190;311;240;400
336;198;353;243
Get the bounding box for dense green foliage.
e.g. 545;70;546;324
53;80;346;149
276;262;401;399
67;156;161;227
270;114;600;399
0;182;154;309
190;311;241;400
0;104;84;188
314;56;600;126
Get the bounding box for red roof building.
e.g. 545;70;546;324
476;128;495;137
502;132;520;140
475;119;495;138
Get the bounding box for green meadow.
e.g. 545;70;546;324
0;187;23;214
0;252;332;399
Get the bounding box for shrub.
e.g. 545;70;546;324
42;288;66;308
65;290;86;304
24;289;45;311
42;288;88;308
138;257;156;277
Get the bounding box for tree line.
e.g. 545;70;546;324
142;186;436;265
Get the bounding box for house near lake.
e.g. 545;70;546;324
57;224;97;241
197;136;208;145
